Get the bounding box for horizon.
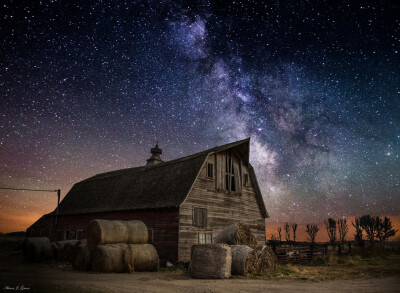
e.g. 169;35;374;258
1;1;399;233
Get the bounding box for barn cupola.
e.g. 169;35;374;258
146;143;164;166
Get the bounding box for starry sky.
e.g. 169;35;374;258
1;1;399;233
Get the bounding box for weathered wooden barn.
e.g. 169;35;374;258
27;138;269;263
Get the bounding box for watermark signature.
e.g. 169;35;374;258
3;285;30;291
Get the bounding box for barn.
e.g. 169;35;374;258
27;138;269;263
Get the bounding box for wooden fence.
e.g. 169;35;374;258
274;246;312;264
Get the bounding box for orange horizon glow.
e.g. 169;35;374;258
266;215;400;242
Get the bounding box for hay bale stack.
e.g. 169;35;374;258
230;245;254;276
215;223;257;248
58;242;75;262
52;240;79;261
128;244;159;271
72;241;91;271
87;219;148;250
23;237;53;262
190;244;231;279
91;243;134;273
124;221;148;244
246;245;277;275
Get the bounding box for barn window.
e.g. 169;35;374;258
225;151;236;192
148;228;154;243
193;207;207;228
207;163;214;178
244;173;249;186
57;230;63;241
39;228;45;237
76;230;83;240
199;232;212;244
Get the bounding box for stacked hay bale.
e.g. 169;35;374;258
245;245;277;275
87;219;148;250
214;223;257;248
213;223;277;276
69;219;159;273
91;243;134;273
23;237;54;262
230;245;254;276
52;240;79;262
190;244;231;279
71;240;91;271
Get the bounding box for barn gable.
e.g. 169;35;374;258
50;138;267;217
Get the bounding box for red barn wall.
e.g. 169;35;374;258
28;208;179;264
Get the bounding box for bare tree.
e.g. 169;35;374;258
376;216;398;243
306;224;319;244
306;224;319;257
291;223;298;243
284;222;291;243
360;215;377;242
277;227;282;243
324;218;336;243
352;216;363;245
337;218;348;242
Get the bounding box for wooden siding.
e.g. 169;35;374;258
28;208;179;264
178;152;266;261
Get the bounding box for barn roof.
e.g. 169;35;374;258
52;138;268;218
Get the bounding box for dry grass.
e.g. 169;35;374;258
258;254;400;280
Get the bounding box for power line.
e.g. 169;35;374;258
0;187;59;192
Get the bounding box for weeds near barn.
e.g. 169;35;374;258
257;253;400;280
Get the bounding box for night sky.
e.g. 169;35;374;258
1;1;399;233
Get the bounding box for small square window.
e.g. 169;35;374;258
207;163;214;178
244;173;249;186
193;207;207;228
76;230;83;240
57;230;63;241
199;232;212;244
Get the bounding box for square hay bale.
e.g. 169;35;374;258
190;244;231;279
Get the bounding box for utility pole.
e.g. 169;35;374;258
0;187;61;238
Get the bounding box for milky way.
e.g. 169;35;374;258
0;1;399;232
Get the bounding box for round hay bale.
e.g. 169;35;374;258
245;245;277;275
57;242;75;262
128;244;159;271
76;239;87;246
23;237;53;262
52;240;79;261
123;221;148;244
215;223;257;248
230;245;253;276
87;219;148;250
91;243;133;273
87;220;128;250
190;244;231;279
72;242;91;271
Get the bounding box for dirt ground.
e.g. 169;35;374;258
1;237;399;293
1;256;400;293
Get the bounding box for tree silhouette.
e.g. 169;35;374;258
352;217;363;245
324;218;336;243
277;227;282;243
284;222;290;243
306;224;319;244
306;224;319;257
376;216;398;243
291;223;298;243
360;215;377;242
337;218;348;242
